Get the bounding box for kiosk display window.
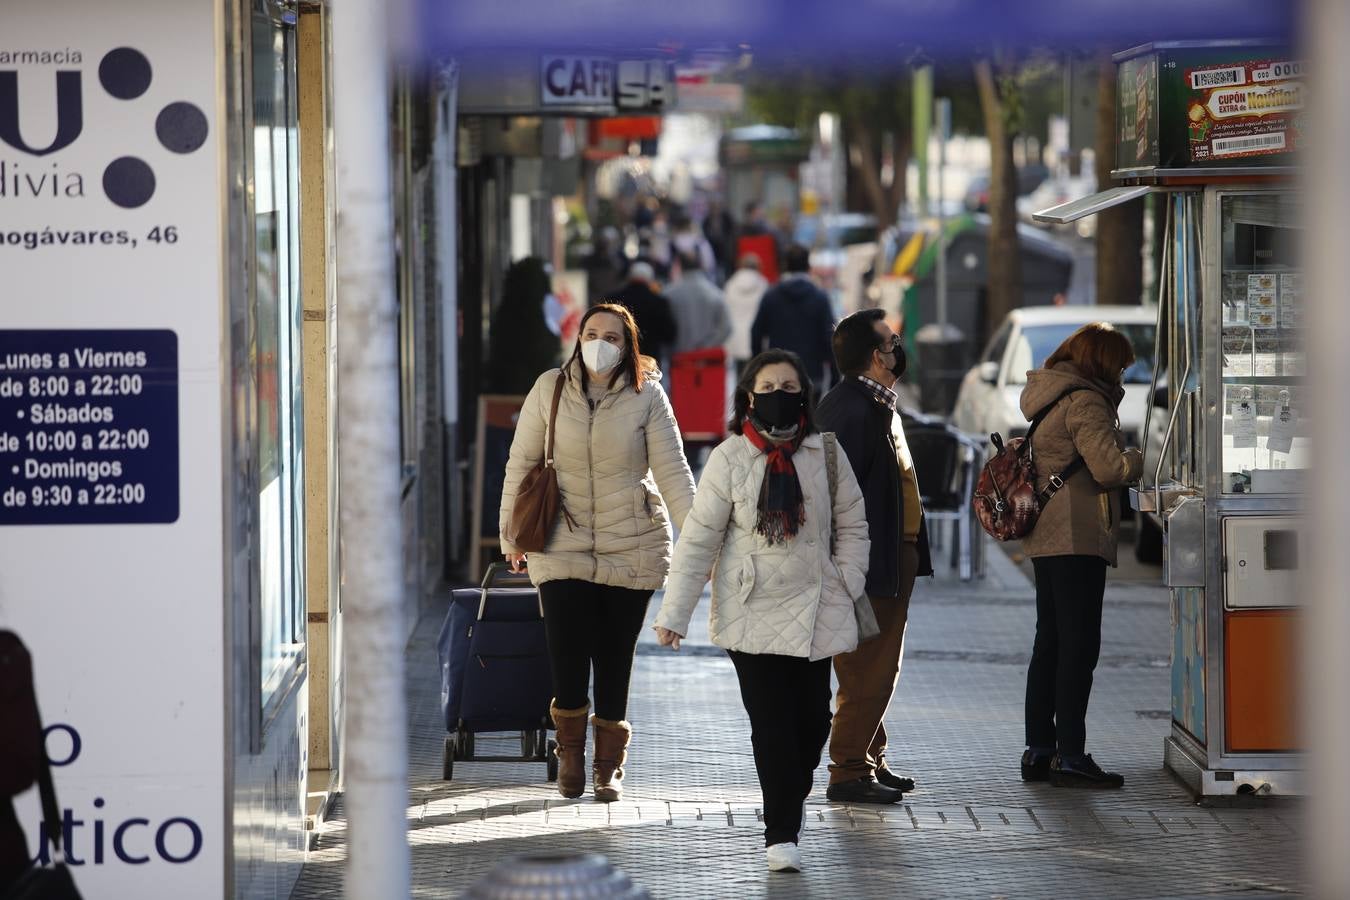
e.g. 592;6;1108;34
1218;194;1304;493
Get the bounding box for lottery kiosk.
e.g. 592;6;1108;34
1036;40;1303;796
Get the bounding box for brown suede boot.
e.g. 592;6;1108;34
591;716;632;803
550;701;589;799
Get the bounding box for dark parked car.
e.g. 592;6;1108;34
962;164;1051;213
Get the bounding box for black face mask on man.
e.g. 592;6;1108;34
751;389;805;429
889;342;907;379
876;338;906;381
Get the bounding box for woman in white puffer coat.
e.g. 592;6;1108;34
653;349;870;874
501;303;695;804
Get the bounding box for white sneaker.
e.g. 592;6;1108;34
766;842;802;873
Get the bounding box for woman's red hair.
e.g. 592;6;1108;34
1044;322;1136;383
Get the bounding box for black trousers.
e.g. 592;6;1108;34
1025;555;1108;756
538;579;652;721
728;651;833;847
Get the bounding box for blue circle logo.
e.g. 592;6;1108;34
97;48;208;208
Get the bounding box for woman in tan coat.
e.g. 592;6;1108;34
501;303;695;802
1018;323;1143;790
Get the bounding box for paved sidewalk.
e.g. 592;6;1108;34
290;541;1305;899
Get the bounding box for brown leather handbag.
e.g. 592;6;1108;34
972;386;1085;542
505;373;576;553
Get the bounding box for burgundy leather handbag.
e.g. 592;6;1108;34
505;373;575;553
972;387;1084;542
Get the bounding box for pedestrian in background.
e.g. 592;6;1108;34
610;262;678;374
487;256;561;396
665;250;731;355
739;200;773;240
816;309;934;805
724;253;769;377
654;349;869;874
672;211;718;279
500;304;695;803
582;228;624;306
1018;323;1143;789
751;244;837;393
738;200;781;274
702;199;737;282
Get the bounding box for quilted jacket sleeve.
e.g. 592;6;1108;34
499;372;552;554
654;444;734;638
646;383;696;530
830;443;872;600
1064;393;1143;490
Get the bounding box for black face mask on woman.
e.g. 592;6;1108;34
751;389;805;428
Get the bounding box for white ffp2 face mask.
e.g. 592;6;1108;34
581;339;622;374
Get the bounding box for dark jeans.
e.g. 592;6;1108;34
1025;555;1108;756
539;579;652;721
728;651;833;847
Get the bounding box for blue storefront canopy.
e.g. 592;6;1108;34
413;0;1296;61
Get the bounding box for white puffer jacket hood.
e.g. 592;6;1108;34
655;432;871;661
500;360;696;591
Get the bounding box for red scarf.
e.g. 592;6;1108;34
742;417;807;544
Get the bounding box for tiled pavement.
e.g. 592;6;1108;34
290;540;1305;899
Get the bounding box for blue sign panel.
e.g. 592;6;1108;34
0;330;178;525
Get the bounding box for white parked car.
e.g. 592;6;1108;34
950;305;1158;455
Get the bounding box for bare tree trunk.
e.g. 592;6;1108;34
890;133;911;223
1094;50;1145;304
974;57;1023;342
845;118;897;228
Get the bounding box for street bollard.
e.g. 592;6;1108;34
463;853;650;898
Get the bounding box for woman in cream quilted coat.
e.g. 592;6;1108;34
654;349;870;874
501;304;695;803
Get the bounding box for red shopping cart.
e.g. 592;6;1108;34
670;346;728;457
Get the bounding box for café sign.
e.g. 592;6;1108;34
541;55;614;109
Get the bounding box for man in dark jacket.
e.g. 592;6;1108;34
750;244;836;391
1;632;43;890
816;309;934;805
610;262;678;369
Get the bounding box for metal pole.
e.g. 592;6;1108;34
433;62;462;560
912;65;933;219
331;0;412;894
1307;1;1350;894
935;97;951;328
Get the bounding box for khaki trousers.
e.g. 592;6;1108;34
828;542;920;784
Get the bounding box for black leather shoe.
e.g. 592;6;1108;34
825;776;904;805
875;765;916;793
1049;753;1124;789
1020;749;1051;782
